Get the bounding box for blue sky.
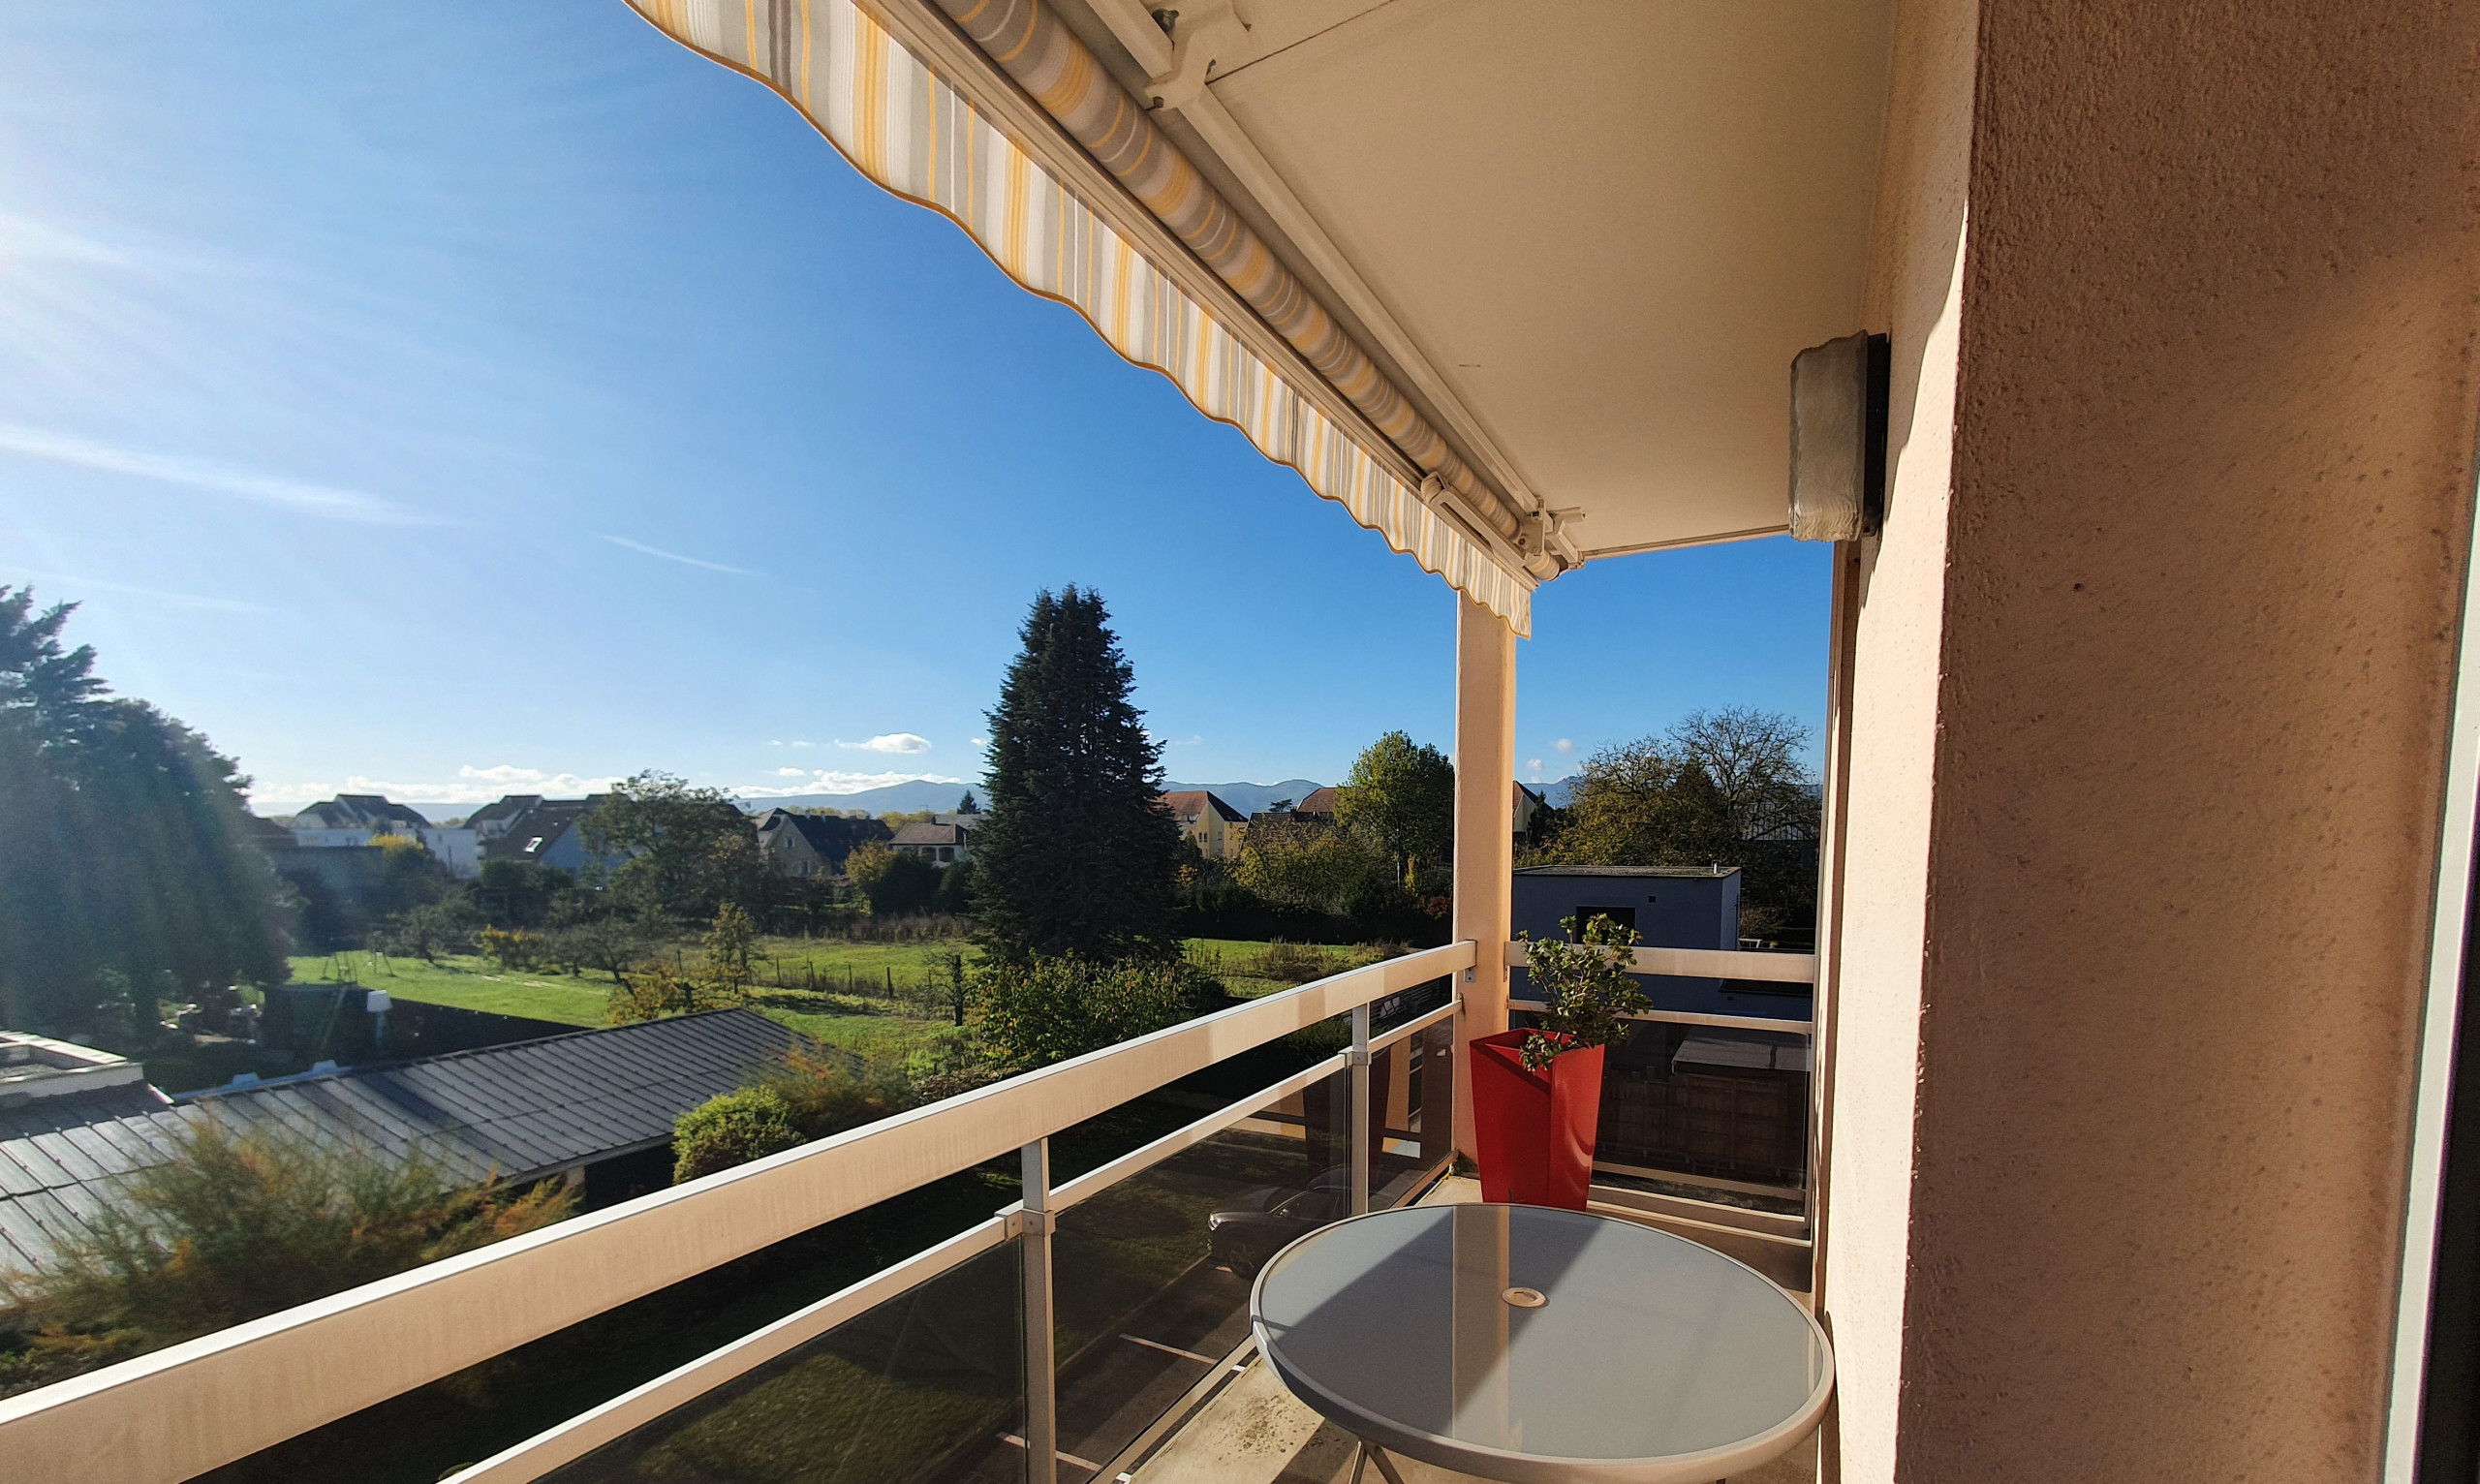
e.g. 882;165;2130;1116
0;2;1828;815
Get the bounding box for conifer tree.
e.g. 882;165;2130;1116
0;587;289;1032
974;588;1183;961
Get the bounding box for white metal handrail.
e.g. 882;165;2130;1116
0;941;1474;1484
1506;941;1819;985
1506;1001;1813;1035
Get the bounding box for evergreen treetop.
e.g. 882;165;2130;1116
973;588;1183;962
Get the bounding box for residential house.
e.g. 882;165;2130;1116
754;809;890;879
890;819;972;867
1511;780;1547;847
286;793;430;848
1160;789;1246;860
477;797;604;875
285;794;479;879
463;794;546;845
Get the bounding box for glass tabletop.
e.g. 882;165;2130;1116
1252;1204;1829;1475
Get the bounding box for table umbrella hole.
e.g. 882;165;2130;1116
1502;1286;1547;1309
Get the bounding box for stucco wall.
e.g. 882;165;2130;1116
1826;1;2480;1479
1815;0;1977;1476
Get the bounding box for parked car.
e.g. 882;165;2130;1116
1207;1165;1349;1278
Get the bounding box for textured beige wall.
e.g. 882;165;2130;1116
1824;1;2480;1479
1814;0;1977;1476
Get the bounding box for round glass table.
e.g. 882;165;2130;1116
1249;1203;1832;1484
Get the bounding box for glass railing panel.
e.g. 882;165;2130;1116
1596;1019;1810;1192
542;1236;1025;1484
1366;1017;1454;1212
188;1168;1023;1484
1044;1064;1354;1477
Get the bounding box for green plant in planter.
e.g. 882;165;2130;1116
1519;913;1652;1071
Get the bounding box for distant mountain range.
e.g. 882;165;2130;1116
1163;780;1325;817
731;779;982;816
729;777;1328;818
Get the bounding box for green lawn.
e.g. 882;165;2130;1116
287;952;610;1026
285;941;981;1060
283;935;1404;1059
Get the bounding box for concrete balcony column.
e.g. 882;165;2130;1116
1452;595;1518;1161
1815;1;2480;1479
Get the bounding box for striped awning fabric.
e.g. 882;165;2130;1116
626;0;1536;634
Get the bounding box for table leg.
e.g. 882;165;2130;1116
1362;1441;1409;1484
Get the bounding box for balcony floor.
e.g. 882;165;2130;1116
1130;1178;1817;1484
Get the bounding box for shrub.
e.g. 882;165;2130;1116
969;956;1217;1072
672;1086;803;1184
1230;939;1342;985
758;1046;914;1141
480;924;542;970
846;841;940;916
1233;829;1394;915
0;1119;574;1397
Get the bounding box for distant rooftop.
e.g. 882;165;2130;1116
1512;864;1743;878
0;1033;145;1108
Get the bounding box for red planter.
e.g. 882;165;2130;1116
1469;1031;1605;1210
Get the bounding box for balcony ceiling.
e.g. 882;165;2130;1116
1055;0;1897;560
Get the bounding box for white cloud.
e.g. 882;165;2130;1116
791;740;815;749
968;737;988;750
1527;757;1543;772
0;421;427;526
837;733;932;755
776;767;808;777
733;769;962;798
601;535;753;576
249;765;626;809
1552;738;1576;754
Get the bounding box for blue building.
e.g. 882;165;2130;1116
1510;865;1809;1020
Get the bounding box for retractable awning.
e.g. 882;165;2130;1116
630;0;1540;632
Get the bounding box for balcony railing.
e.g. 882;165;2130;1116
1509;942;1820;1249
0;942;1475;1484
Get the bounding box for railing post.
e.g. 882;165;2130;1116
1020;1138;1056;1484
1349;1004;1372;1215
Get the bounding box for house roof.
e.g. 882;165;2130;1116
291;794;431;831
1295;787;1343;818
240;813;297;851
891;821;964;847
1160;790;1246;823
757;810;889;859
465;795;545;829
479;798;595;863
0;1010;797;1275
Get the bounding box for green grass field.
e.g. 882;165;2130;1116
285;935;1409;1062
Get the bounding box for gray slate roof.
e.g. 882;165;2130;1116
0;1010;795;1275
